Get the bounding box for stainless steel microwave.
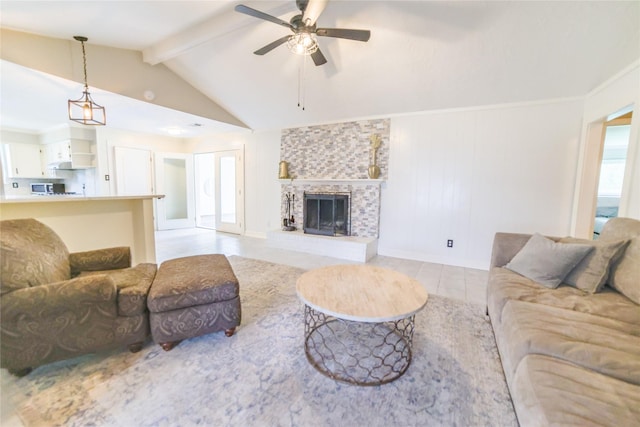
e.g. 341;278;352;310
31;183;53;194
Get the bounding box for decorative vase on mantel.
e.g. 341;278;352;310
278;160;290;179
368;134;381;179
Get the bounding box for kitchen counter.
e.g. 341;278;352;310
1;194;164;203
0;194;164;264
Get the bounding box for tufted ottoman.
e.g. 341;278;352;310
147;254;241;351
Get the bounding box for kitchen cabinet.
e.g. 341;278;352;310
43;139;95;169
1;143;43;178
44;141;71;164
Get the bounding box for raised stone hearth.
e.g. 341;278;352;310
266;229;378;262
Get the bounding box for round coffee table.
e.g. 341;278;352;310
296;264;429;386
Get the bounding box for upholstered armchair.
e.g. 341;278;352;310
0;218;157;376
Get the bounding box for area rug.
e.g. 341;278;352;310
2;256;517;427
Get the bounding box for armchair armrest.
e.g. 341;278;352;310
70;247;131;277
1;275;118;321
1;275;120;371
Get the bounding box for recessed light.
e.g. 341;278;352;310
161;127;185;136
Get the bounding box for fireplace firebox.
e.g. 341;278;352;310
303;192;350;236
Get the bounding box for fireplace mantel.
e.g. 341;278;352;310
278;178;385;186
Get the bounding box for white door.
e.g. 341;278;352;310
155;152;195;230
114;147;153;195
194;153;216;229
215;150;244;234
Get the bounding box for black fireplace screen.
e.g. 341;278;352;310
303;192;350;236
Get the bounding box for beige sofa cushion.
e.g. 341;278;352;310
500;300;640;385
511;354;640;427
599;217;640;304
559;237;629;293
487;267;640;327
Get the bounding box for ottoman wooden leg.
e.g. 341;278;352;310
225;327;237;337
159;340;182;351
128;342;144;353
8;367;32;377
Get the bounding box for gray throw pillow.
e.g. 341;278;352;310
560;237;630;293
504;233;593;288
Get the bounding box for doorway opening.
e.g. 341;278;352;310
594;112;632;237
155;153;195;230
574;105;633;238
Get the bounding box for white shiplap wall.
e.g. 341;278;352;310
378;99;585;269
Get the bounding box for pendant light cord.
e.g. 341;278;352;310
80;40;89;91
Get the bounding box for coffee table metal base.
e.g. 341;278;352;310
303;305;415;386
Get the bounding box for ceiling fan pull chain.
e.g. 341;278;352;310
302;54;307;111
297;58;301;108
297;55;308;111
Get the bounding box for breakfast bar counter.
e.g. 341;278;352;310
0;194;163;264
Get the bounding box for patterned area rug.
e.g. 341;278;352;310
2;256;517;426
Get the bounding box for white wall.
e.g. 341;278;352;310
189;129;281;238
378;99;585;269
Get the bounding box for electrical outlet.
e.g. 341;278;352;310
105;174;110;181
12;182;18;188
447;240;453;248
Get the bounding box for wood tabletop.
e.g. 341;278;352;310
296;265;429;322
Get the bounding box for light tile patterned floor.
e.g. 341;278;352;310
155;227;488;306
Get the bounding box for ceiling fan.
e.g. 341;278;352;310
234;0;371;66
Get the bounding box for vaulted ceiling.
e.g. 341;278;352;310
1;1;638;136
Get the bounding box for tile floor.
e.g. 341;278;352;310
156;227;489;306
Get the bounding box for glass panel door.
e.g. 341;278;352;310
194;153;216;229
215;150;244;234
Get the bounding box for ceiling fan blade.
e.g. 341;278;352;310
235;4;293;29
316;28;371;42
302;0;328;26
310;48;327;66
254;36;292;56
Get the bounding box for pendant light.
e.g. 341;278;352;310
68;36;106;126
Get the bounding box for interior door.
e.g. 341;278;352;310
194;152;216;229
214;149;244;234
155;152;195;230
114;146;153;195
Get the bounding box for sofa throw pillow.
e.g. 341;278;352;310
560;237;630;293
504;233;593;288
598;217;640;305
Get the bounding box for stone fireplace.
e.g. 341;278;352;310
268;118;390;261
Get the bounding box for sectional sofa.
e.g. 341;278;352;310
487;217;640;426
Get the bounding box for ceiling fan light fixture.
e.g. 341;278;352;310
68;36;106;126
287;32;318;55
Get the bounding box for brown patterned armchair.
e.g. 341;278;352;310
0;218;157;376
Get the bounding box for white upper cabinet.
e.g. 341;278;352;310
1;143;43;178
43;139;95;169
44;141;71;163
